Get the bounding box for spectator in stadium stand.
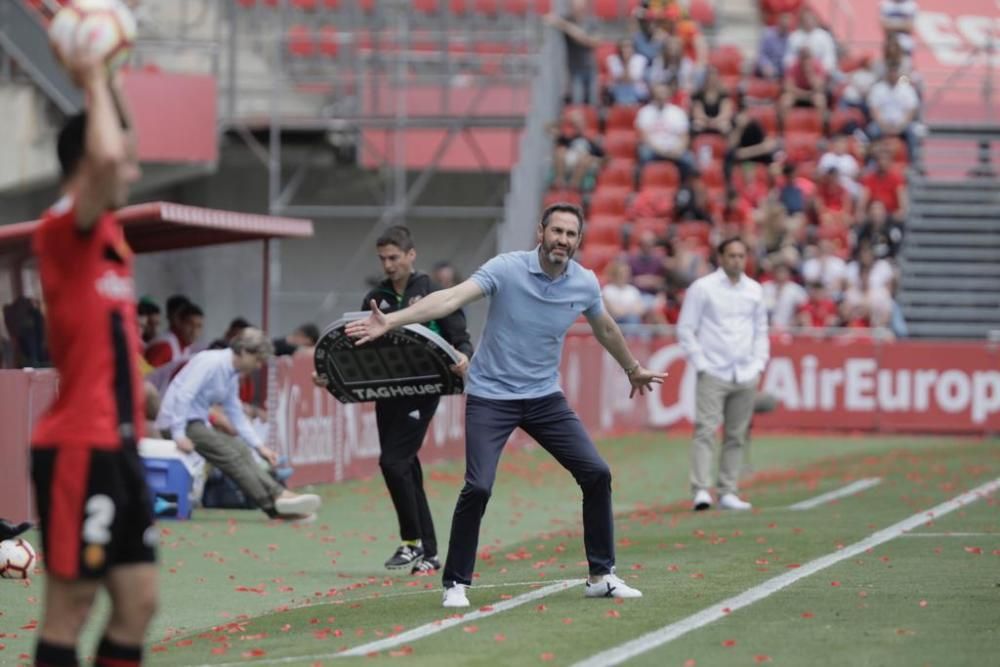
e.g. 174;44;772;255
145;301;203;367
631;5;666;62
818;133;862;199
757;192;802;257
866;63;920;162
647;36;697;95
796;281;840;329
691;66;735;137
839;53;878;122
724;108;779;186
858;142;908;223
432;261;461;289
209;316;251;350
550;108;605;191
544;0;600;105
754;11;792;79
677;237;769;512
636;81;693;176
854;200;904;260
777;162;809;218
842;243;896;330
673;169;713;223
137;296;161;344
627;231;669;301
155;328;322;521
667;233;712;286
762;262;808;330
602;261;647;326
783;7;837;75
801;238;848;297
880;0;917;56
813;164;852;230
606;38;649;105
657;2;707;74
781;46;828;117
273;323;320;356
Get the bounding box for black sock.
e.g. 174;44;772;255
95;636;142;667
34;639;78;667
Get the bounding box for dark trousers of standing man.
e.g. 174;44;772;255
442;392;615;587
376;395;440;557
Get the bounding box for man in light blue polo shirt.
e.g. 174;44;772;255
347;204;665;608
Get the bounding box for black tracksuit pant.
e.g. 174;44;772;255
376;395;440;557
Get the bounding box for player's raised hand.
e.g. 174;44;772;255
345;300;391;345
628;367;667;399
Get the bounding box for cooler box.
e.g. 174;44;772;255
142;457;193;520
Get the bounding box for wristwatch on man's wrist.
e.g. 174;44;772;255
624;362;640;377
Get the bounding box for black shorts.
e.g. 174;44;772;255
31;446;157;580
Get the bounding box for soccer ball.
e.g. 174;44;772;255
49;0;137;71
0;538;37;580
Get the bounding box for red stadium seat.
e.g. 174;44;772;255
640;162;681;189
689;0;716;27
450;0;470;15
586;215;627;246
746;105;778;136
630;217;670;240
784;133;821;163
414;0;440;12
595;41;618;75
605;104;640;131
595;158;636;190
578;244;622;275
589;187;630;217
287;25;316;58
692;133;728;161
475;0;499;15
629;188;674;219
237;0;256;7
291;0;317;9
700;162;725;190
563;104;600;134
543;188;583;209
784;108;823;135
743;77;781;103
593;0;638;21
318;25;340;58
359;0;377;13
709;44;742;77
323;0;340;8
675;221;712;246
829;107;866;135
605;130;639;159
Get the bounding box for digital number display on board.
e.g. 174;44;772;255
314;313;464;403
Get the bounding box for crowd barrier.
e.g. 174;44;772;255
2;335;997;518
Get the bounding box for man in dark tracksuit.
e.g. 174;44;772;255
363;225;474;574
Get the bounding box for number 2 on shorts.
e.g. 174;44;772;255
83;494;116;545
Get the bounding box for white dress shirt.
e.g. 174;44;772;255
784;27;838;73
155;348;263;449
762;280;808;329
678;269;770;383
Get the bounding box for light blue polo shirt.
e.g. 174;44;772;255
466;248;604;400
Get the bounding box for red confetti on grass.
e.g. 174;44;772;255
242;648;266;657
536;604;547;612
151;645;167;653
964;546;982;555
174;639;193;647
463;626;479;634
801;612;814;618
755;655;772;663
605;610;620;618
478;605;494;612
562;618;573;625
831;581;841;587
540;652;555;661
722;639;737;647
919;600;928;608
211;647;228;655
388;646;413;657
684;660;697;667
494;634;507;642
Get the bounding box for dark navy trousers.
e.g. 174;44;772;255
442;392;615;587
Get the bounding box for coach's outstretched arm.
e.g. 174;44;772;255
347;280;485;345
586;310;667;398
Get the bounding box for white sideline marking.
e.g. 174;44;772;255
572;477;1000;667
788;478;883;510
194;578;581;666
901;532;996;537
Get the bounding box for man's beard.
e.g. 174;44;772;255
543;239;575;264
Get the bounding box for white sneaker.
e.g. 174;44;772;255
442;584;470;608
585;573;643;599
719;493;752;511
275;493;321;515
692;489;713;511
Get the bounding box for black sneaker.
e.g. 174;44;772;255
385;544;424;570
0;519;32;541
411;555;441;575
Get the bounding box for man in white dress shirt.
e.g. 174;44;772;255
677;238;770;511
156;328;321;520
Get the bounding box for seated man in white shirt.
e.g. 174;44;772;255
762;263;808;330
156;328;321;521
601;260;647;326
677;238;770;512
818;133;861;200
801;239;847;298
783;7;837;74
866;64;920;161
635;81;693;177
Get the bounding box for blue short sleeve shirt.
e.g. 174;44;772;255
466;248;604;400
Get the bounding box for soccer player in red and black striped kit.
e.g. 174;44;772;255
30;58;156;667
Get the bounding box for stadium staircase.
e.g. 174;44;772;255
897;123;1000;339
